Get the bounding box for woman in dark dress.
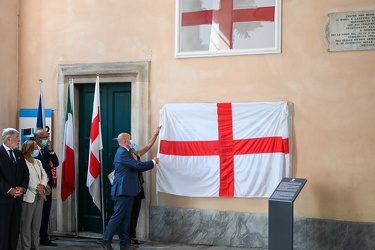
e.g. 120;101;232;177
129;125;161;245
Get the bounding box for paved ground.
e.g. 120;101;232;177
29;236;252;250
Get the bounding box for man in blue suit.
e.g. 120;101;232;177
34;129;59;246
102;133;158;250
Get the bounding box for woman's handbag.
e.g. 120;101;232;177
44;184;52;195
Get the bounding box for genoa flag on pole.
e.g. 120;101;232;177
157;102;291;198
86;76;103;210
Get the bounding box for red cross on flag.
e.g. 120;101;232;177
157;102;291;198
86;75;103;210
179;0;278;53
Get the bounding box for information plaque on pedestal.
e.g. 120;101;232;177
269;178;307;250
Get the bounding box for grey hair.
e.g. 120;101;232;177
34;129;45;138
2;128;19;142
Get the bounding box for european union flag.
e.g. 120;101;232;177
36;80;45;130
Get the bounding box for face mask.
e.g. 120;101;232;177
31;149;40;158
41;139;48;147
129;140;139;153
133;144;139;153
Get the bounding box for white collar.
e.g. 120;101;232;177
2;144;12;151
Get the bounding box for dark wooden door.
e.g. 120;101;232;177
78;82;131;233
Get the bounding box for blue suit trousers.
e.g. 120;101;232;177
103;195;134;246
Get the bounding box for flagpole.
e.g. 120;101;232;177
97;74;106;235
100;150;105;235
70;78;79;237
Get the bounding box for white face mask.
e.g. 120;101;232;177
31;149;40;158
129;140;139;153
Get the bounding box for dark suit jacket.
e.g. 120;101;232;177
35;146;59;188
0;145;29;204
111;146;154;197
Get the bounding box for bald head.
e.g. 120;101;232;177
117;133;131;147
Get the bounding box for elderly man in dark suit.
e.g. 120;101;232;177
33;128;59;246
101;133;158;250
0;128;29;250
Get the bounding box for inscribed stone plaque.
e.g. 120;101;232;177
269;178;307;202
326;10;375;52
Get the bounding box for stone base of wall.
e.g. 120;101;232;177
150;206;375;249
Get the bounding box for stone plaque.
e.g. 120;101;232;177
326;10;375;52
269;178;307;202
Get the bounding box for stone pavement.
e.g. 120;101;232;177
24;236;255;250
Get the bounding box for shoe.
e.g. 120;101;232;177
120;243;132;249
131;238;141;245
49;236;59;241
40;238;58;246
101;243;114;250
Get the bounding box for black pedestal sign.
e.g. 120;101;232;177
269;178;307;250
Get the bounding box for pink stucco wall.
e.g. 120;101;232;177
0;0;18;129
3;0;375;223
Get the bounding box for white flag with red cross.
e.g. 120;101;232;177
86;76;103;210
179;0;278;53
157;102;291;198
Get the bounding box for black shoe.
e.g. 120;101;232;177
120;243;132;250
101;243;114;250
131;238;141;245
40;238;58;246
49;236;59;241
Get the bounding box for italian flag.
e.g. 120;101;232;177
61;83;75;201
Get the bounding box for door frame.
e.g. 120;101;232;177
55;61;151;238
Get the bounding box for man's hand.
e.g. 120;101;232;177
48;139;54;152
10;187;24;198
153;157;159;165
36;184;45;194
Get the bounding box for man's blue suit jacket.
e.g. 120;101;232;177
111;146;154;197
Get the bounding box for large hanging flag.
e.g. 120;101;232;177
61;81;75;201
86;75;103;210
36;79;45;130
157;102;291;198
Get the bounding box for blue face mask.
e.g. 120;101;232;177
129;140;139;153
31;149;40;158
41;139;48;147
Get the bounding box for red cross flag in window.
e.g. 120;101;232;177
157;102;291;198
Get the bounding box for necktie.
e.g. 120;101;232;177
9;150;16;168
